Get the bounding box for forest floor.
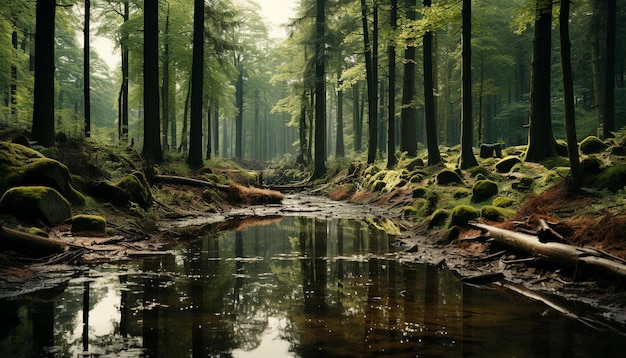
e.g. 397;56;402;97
1;138;626;328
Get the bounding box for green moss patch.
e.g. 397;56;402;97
480;205;515;222
580;135;608;154
471;180;498;203
71;214;107;236
0;186;72;226
492;196;515;208
450;205;479;227
595;164;626;192
428;209;451;228
495;156;521;173
436;169;463;185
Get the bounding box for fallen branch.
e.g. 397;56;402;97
0;226;76;256
471;222;626;278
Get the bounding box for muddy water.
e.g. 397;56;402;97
0;216;624;357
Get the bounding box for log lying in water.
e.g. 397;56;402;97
0;226;70;256
470;222;626;278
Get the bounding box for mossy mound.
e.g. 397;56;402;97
471;180;498;203
366;170;405;192
453;187;471;199
580;156;603;174
495;156;521;173
492;196;515;208
412;186;427;199
436;169;463;185
91;171;152;209
402;206;420;217
202;173;230;185
450;205;479;227
555;139;568;157
512;176;535;191
580;135;608;154
594;164;626;192
480;205;515;222
0;142;84;205
428;208;451;228
71;214;107;236
0;186;72;226
404;158;425;171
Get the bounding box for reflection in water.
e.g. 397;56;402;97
0;216;624;357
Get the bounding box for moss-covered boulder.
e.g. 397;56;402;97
480;205;515;222
71;214;107;236
555;139;568;157
471;180;498;203
0;141;84;205
492;196;515;208
580;156;603;174
453;187;471;199
412;186;427;199
595;164;626;192
91;171;152;209
495;156;521;173
428;208;451;228
450;205;479;227
436;169;463;185
405;158;425;171
0;186;72;226
580;136;608;154
512;176;535;191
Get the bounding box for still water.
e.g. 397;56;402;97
0;216;624;357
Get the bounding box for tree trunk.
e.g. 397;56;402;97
32;0;56;147
386;0;398;169
559;0;582;189
336;77;345;157
603;0;616;138
459;0;478;169
187;0;205;168
590;0;605;137
361;0;377;164
400;0;417;156
423;0;441;166
213;103;219;157
83;0;91;138
524;0;556;163
119;0;129;144
235;60;244;158
312;0;327;179
353;83;362;152
161;5;171;152
142;0;164;165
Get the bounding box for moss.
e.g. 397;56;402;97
512;176;535;191
450;205;479;227
555;139;568;157
409;173;423;183
471;180;498;203
437;226;460;245
495;156;521;173
27;227;48;237
402;206;419;217
580;135;608;154
0;186;72;226
71;214;107;235
580;156;603;174
412;186;427;198
116;171;151;208
372;180;386;192
436;169;463;185
480;205;515;222
453;187;471;199
595;164;626;192
405;157;425;171
492;196;515;208
428;209;451;228
202;173;229;185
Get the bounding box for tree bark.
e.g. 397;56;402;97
400;0;417;156
459;0;478;169
336;77;345;157
386;0;398;169
603;0;616;138
32;0;56;147
312;0;327;179
83;0;91;138
361;0;378;164
423;0;441;166
187;0;205;168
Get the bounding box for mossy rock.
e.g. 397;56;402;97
580;135;608;154
372;180;386;192
492;196;515;208
0;186;72;226
91;171;152;209
480;205;515;222
437;226;460;245
495;156;521;173
450;205;479;227
428;209;451;228
412;186;427;199
71;214;107;235
402;206;420;217
555;139;568;157
405;158;425;171
580;156;603;174
409;173;423;183
453;187;471;199
0;142;84;205
595;164;626;192
611;146;626;156
512;176;535;191
202;173;229;185
471;180;498;203
436;169;463;185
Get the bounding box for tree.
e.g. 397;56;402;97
84;0;91;137
559;0;581;189
423;0;440;166
400;0;417;157
142;0;164;165
386;0;398;169
187;0;205;168
603;0;616;138
31;0;56;147
524;0;556;162
458;0;478;169
361;0;377;164
312;0;326;179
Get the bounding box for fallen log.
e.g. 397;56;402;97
0;226;72;256
470;222;626;278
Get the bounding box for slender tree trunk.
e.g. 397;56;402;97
235;59;244;158
312;0;327;179
525;0;556;162
559;0;582;189
603;0;616;138
400;0;417;156
459;0;478;169
353;83;362;152
161;5;171;151
206;101;211;160
10;31;17;119
423;0;441;166
32;0;56;147
336;77;345;157
187;0;205;168
180;80;191;154
298;91;308;165
386;0;397;169
119;0;129;144
590;0;605;137
83;0;91;137
213;103;219;157
361;0;377;163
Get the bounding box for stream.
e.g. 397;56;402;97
0;215;624;357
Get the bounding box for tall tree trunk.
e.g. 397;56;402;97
336;77;345;157
32;0;56;147
10;31;17;119
119;0;129;144
603;0;616;138
459;0;478;169
187;0;205;168
298;91;308;165
525;0;556;162
312;0;327;179
206;101;211;160
235;59;244;158
423;0;441;166
361;0;377;163
161;5;171;151
386;0;397;169
353;83;362;152
83;0;91;138
213;103;219;157
590;0;605;137
180;80;191;154
400;0;417;156
559;0;582;189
